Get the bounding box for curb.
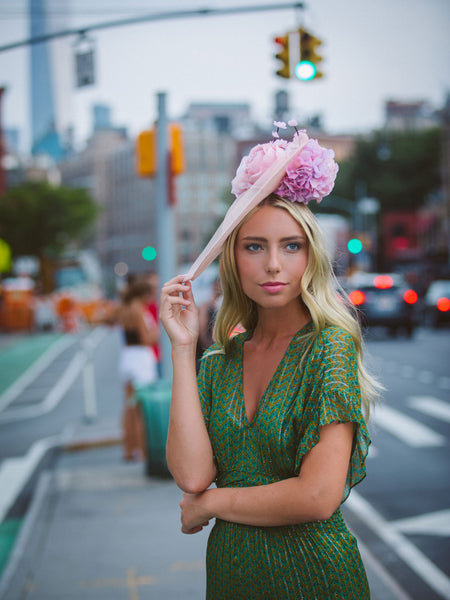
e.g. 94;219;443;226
64;436;122;453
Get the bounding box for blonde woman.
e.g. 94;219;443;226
160;124;381;599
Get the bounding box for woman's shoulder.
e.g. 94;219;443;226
314;325;356;354
201;331;245;363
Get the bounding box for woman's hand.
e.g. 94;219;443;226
159;276;199;348
180;491;213;534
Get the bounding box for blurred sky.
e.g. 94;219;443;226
0;0;449;153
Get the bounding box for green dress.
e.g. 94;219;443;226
197;323;371;600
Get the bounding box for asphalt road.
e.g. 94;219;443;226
0;324;449;599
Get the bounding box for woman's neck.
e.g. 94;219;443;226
251;303;310;345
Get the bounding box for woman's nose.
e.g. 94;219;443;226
266;248;281;273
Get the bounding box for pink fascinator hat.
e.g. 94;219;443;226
184;121;339;281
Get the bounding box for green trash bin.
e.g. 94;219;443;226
135;378;172;478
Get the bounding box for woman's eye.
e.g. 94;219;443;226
246;243;261;251
286;242;301;251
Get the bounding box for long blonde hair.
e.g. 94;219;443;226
213;194;382;419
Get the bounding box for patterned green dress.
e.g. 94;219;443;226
197;322;371;600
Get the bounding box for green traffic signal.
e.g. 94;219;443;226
142;246;157;261
295;60;316;81
347;239;363;254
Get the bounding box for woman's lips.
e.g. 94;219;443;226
260;282;287;293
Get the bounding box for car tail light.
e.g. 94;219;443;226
403;289;418;304
349;290;365;305
374;275;393;289
437;297;450;312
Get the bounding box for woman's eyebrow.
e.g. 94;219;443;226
240;235;306;242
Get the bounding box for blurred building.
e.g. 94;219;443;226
384;100;439;131
380;97;449;283
29;0;69;160
57;103;247;292
58;108;130;291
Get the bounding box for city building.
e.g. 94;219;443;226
28;0;69;160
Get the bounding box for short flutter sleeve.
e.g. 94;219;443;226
197;344;224;428
294;327;371;502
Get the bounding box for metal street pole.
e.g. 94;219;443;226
156;92;176;380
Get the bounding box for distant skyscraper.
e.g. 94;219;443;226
29;0;65;160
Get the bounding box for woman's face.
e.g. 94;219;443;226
234;205;308;311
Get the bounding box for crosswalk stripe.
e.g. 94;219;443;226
391;509;450;537
346;491;450;599
408;396;450;423
373;405;446;447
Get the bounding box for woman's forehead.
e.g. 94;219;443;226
238;205;305;237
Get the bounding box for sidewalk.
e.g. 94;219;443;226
0;420;411;600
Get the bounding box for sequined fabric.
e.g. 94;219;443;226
197;323;371;599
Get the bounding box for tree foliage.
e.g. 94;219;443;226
333;128;442;212
0;181;98;260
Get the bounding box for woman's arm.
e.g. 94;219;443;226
160;277;217;493
180;421;353;533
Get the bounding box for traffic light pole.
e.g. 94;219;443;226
155;91;176;380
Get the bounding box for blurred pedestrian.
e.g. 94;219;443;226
160;124;382;599
117;279;159;461
196;276;222;370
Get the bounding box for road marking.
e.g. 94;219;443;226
346;491;450;599
0;435;61;522
356;538;413;600
0;335;76;412
391;509;450;537
408;396;450;424
0;328;107;424
373;405;446;447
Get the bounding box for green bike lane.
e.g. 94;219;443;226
0;333;64;397
0;332;64;580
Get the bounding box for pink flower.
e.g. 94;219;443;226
231;136;339;204
231;139;288;196
275;138;339;204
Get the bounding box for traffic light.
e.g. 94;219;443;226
296;28;323;81
169;123;185;176
142;246;157;261
136;129;156;177
347;238;363;254
135;124;185;177
274;34;290;79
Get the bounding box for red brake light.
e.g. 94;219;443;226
349;290;365;306
437;297;450;312
374;275;393;289
403;289;418;304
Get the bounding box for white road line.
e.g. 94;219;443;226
346;491;450;600
409;396;450;424
391;509;450;537
373;405;446;447
0;434;61;522
0;327;107;424
0;335;76;412
357;538;413;600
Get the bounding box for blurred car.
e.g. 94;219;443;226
344;272;418;337
423;280;450;327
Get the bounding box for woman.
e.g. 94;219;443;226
118;279;159;461
160;124;381;599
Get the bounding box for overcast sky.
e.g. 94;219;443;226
0;0;449;153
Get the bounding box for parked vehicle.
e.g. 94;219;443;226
344;272;418;337
423;280;450;327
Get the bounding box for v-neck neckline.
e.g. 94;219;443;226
238;321;313;427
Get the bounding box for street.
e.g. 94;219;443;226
0;324;449;599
